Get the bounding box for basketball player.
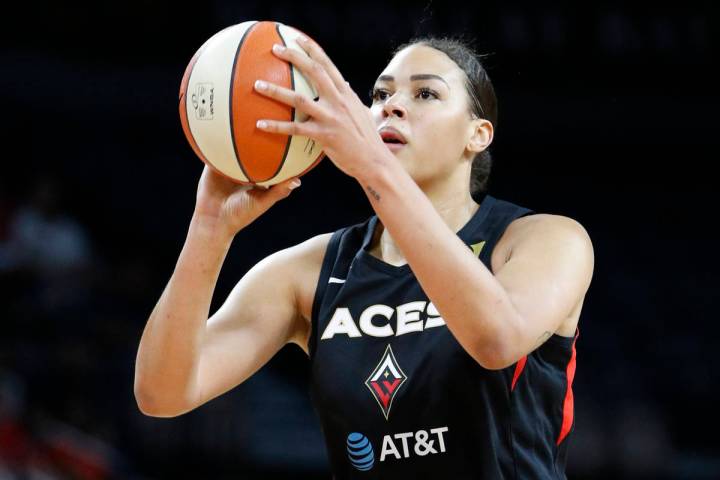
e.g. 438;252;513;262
135;36;594;478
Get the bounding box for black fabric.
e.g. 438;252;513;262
308;195;577;479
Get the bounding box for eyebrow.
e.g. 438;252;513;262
376;74;450;88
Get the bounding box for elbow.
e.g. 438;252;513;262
134;393;170;418
468;313;529;370
468;338;521;371
478;359;517;371
474;351;516;371
134;381;190;418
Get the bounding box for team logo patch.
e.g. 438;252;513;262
365;345;407;420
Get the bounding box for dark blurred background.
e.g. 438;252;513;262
1;0;718;478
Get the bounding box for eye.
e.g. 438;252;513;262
370;88;391;103
416;87;439;100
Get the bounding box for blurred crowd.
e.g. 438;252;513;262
1;179;130;478
2;1;718;478
0;178;328;479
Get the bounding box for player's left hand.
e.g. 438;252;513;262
253;35;389;181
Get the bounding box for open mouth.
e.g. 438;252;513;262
379;128;407;146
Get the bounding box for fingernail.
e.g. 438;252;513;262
272;43;285;53
256;120;268;129
297;35;308;43
255;80;267;90
289;178;301;189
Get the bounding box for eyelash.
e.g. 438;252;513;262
370;87;440;102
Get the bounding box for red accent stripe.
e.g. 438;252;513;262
511;355;528;391
556;331;579;445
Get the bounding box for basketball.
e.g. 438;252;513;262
179;21;324;186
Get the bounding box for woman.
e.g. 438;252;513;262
134;35;594;479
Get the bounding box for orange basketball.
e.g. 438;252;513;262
179;21;324;186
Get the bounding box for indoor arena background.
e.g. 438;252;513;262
1;1;717;479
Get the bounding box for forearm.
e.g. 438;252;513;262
358;157;522;367
134;213;233;414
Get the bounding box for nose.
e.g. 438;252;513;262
383;95;407;119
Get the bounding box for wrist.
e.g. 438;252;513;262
188;212;235;249
354;148;397;188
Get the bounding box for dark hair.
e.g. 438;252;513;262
393;37;497;198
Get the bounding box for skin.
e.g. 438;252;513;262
133;38;594;418
366;45;492;266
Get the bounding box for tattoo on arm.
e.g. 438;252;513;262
366;185;381;202
535;331;552;349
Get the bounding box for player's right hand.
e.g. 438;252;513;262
193;165;301;238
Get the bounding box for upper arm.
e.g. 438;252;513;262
191;233;331;408
492;214;594;361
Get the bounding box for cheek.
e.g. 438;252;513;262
417;111;468;153
370;105;385;124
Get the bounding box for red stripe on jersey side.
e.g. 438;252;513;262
511;355;528;391
556;332;579;445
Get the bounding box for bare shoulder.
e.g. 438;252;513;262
262;232;333;352
492;213;594;276
192;233;333;406
491;214;594;337
508;213;591;242
271;232;333;267
264;232;333;292
251;232;332;276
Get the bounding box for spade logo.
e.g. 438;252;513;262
365;345;408;420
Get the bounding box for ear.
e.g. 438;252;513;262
466;118;494;154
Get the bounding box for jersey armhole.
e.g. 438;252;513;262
480;203;535;271
308;228;345;360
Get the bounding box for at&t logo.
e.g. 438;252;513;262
346;432;374;471
345;427;449;471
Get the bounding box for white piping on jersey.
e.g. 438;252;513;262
329;277;346;284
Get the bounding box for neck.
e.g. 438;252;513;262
418;164;479;231
373;162;480;266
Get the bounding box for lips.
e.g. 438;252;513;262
378;127;407;145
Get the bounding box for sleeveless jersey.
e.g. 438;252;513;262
308;194;579;479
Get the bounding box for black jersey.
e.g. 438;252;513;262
308;195;579;479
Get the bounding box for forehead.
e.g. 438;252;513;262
379;44;465;84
